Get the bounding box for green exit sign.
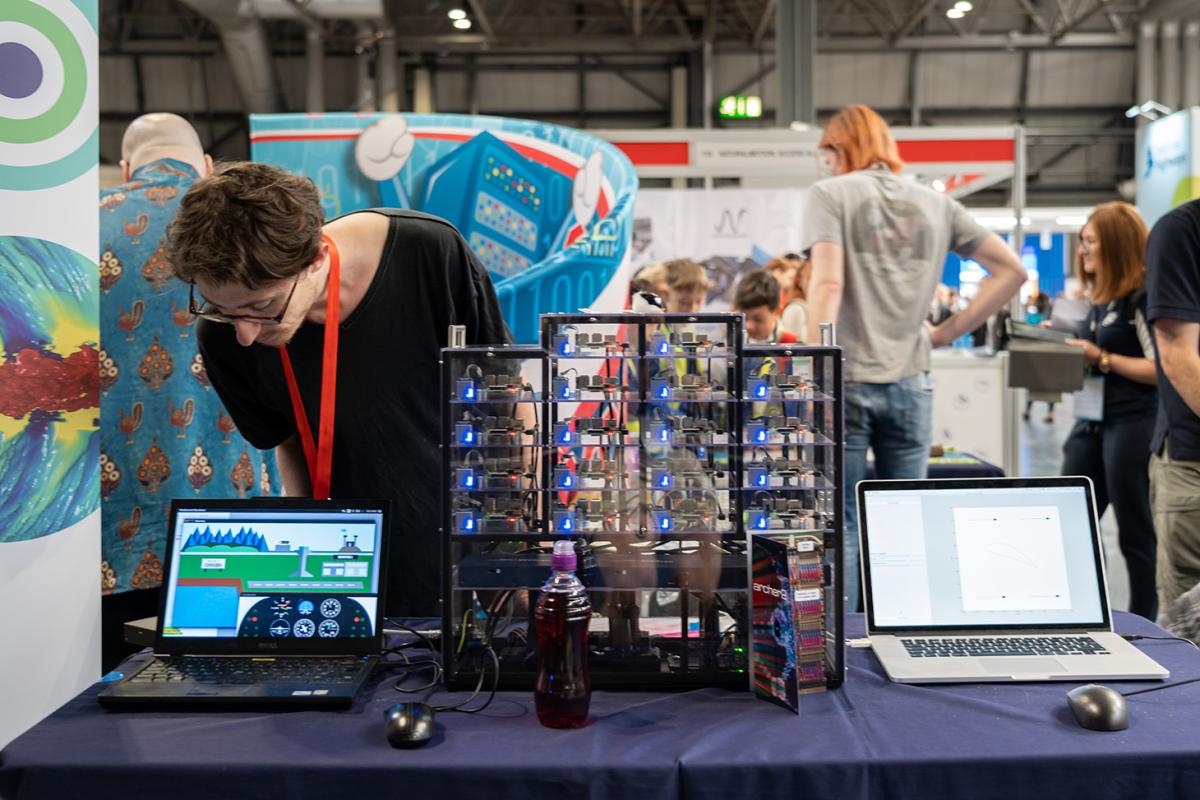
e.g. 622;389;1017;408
717;95;763;119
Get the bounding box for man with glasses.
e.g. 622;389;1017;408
166;161;510;617
99;116;278;669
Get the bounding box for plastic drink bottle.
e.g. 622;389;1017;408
534;540;592;728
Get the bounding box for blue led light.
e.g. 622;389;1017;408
652;378;670;400
658;513;672;531
554;334;573;355
456;511;478;532
750;467;768;487
553;377;572;400
555;468;575;489
456;468;476;489
458;379;477;401
554;510;575;531
747;423;766;444
456;423;476;445
651;334;668;355
751;379;768;399
752;512;769;530
653;470;672;489
554;424;574;444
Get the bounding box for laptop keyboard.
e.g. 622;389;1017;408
900;636;1111;658
129;656;367;685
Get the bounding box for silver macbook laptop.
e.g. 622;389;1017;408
858;477;1168;684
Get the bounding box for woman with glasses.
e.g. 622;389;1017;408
1062;202;1159;620
800;105;1027;612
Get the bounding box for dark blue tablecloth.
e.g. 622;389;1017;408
3;612;1199;800
864;452;1005;480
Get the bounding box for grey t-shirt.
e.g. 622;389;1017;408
801;165;989;383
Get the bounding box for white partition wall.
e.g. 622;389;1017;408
0;0;101;748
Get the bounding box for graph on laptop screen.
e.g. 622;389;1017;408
162;506;384;639
863;485;1106;629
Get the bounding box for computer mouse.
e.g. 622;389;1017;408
384;702;435;748
1066;684;1129;731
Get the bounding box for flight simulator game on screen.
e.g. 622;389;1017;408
162;506;384;639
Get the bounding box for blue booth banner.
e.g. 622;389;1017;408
249;113;640;342
1136;107;1200;229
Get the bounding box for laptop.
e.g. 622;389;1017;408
99;498;390;709
858;477;1168;684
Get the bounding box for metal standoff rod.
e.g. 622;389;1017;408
448;324;467;348
819;322;835;347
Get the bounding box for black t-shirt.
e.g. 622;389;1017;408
1081;291;1157;420
1147;199;1200;459
197;209;511;616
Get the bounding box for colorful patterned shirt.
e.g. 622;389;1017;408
98;158;278;594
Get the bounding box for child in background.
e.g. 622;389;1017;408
733;270;800;344
662;258;710;313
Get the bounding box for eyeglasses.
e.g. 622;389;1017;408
188;273;301;326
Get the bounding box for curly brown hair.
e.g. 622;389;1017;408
166;161;325;289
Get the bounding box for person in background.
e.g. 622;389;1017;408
662;258;710;313
1146;197;1200;614
775;254;812;340
1021;292;1058;422
928;284;955;326
631;261;668;297
733;270;800;345
801;104;1026;612
1060;202;1159;620
99;114;277;669
630;262;668;312
765;257;798;308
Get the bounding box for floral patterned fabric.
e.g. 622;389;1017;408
98;158;278;594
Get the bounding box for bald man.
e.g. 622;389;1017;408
119;112;212;182
99;113;276;670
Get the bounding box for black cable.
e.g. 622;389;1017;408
384;622;500;714
1118;634;1200;698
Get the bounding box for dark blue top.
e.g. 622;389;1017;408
1081;291;1157;421
1147;199;1200;459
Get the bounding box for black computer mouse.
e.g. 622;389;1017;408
1066;684;1129;731
384;702;435;748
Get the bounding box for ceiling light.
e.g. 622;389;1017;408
453;17;472;29
931;179;946;192
448;9;466;19
954;1;973;11
1055;215;1088;227
946;7;965;19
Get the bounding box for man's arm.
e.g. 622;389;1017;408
804;241;844;345
929;234;1027;347
1155;318;1200;417
275;435;312;497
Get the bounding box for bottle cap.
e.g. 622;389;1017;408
551;539;576;572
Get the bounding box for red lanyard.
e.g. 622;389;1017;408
279;234;340;500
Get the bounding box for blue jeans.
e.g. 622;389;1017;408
843;374;933;612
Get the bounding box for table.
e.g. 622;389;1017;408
3;612;1199;800
863;452;1005;481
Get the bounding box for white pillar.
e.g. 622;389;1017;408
377;26;399;112
671;65;687;189
1161;20;1181;112
305;29;324;113
1183;22;1200;108
1138;21;1158;127
413;67;434;113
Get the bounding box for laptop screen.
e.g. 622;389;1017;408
159;500;386;654
860;479;1110;632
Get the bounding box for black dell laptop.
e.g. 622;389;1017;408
99;498;389;709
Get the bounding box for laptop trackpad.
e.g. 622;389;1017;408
978;657;1066;674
